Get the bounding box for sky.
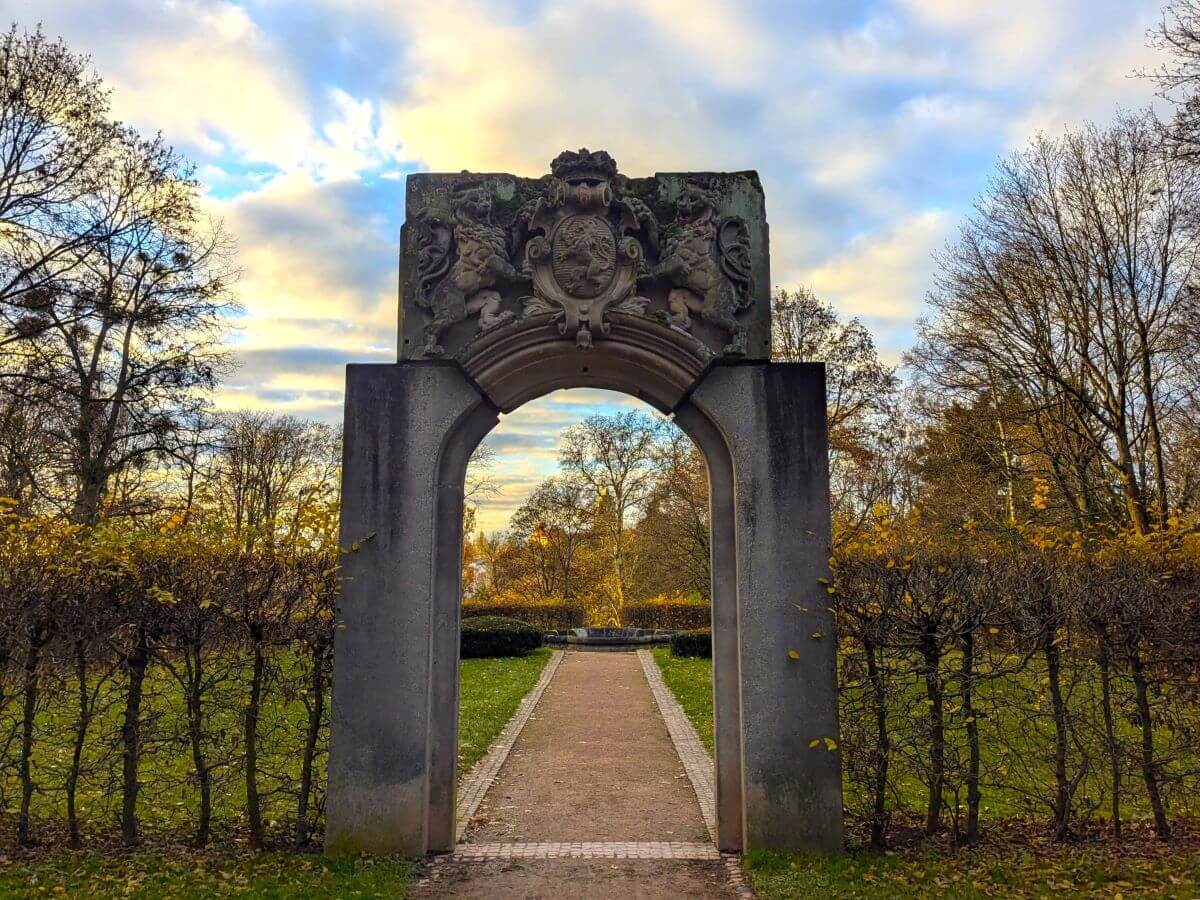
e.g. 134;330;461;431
6;0;1176;530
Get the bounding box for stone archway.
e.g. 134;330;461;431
325;151;844;858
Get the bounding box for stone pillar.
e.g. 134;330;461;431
326;362;495;856
683;361;844;853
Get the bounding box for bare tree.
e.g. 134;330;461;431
913;111;1200;534
0;25;119;325
635;432;711;598
207;412;337;542
2;129;238;524
559;411;661;617
509;475;594;599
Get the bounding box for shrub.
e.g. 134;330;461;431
461;615;544;658
670;628;712;658
624;595;711;630
461;597;586;629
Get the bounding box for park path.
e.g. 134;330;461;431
410;651;739;899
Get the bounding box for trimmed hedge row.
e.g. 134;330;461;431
669;628;712;658
461;615;544;658
462;600;586;629
624;600;711;630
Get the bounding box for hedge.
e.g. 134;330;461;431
461;615;544;658
624;599;711;630
669;628;712;658
461;599;586;629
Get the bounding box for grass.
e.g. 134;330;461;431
649;648;713;752
0;648;553;898
458;648;553;772
649;648;1200;898
743;845;1200;899
0;851;413;899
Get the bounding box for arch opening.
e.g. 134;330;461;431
429;379;744;852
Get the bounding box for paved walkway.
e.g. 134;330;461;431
411;651;740;899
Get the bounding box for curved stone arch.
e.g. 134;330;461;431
326;150;844;860
425;369;744;852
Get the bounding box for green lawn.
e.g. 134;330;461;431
743;846;1200;899
650;648;714;752
0;851;413;899
0;648;553;899
458;648;552;771
649;648;1200;899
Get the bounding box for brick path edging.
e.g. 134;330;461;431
445;648;758;898
450;840;719;860
637;649;717;841
455;649;565;840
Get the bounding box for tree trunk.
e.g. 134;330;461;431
184;643;211;847
920;636;944;835
1113;434;1150;535
66;638;91;849
17;621;48;847
864;638;890;849
1136;325;1170;525
245;623;266;848
1097;637;1121;839
960;629;981;845
295;639;329;848
1042;632;1073;840
1129;649;1170;838
120;626;149;847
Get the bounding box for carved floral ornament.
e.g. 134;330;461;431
412;149;754;357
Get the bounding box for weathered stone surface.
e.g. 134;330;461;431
683;362;844;853
328;153;843;860
326;363;495;856
398;149;770;367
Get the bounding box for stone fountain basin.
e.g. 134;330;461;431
544;627;673;647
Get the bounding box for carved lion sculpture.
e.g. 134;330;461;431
416;181;521;356
652;180;753;355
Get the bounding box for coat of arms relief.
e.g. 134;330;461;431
411;149;756;358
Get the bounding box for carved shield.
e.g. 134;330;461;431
551;214;616;298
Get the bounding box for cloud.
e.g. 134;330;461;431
470;389;660;533
8;0;314;167
16;0;1178;523
804;210;953;325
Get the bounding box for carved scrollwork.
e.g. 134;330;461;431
512;148;658;349
408;151;759;359
651;179;754;355
416;180;526;356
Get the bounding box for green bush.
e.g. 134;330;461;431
462;598;586;629
670;628;712;658
624;599;711;630
461;615;544;658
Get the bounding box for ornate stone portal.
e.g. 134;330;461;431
399;149;771;411
328;151;843;859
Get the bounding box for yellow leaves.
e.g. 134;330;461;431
811;631;823;639
988;627;1000;635
787;649;800;659
1031;475;1051;511
808;736;838;751
902;591;914;606
149;585;176;605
